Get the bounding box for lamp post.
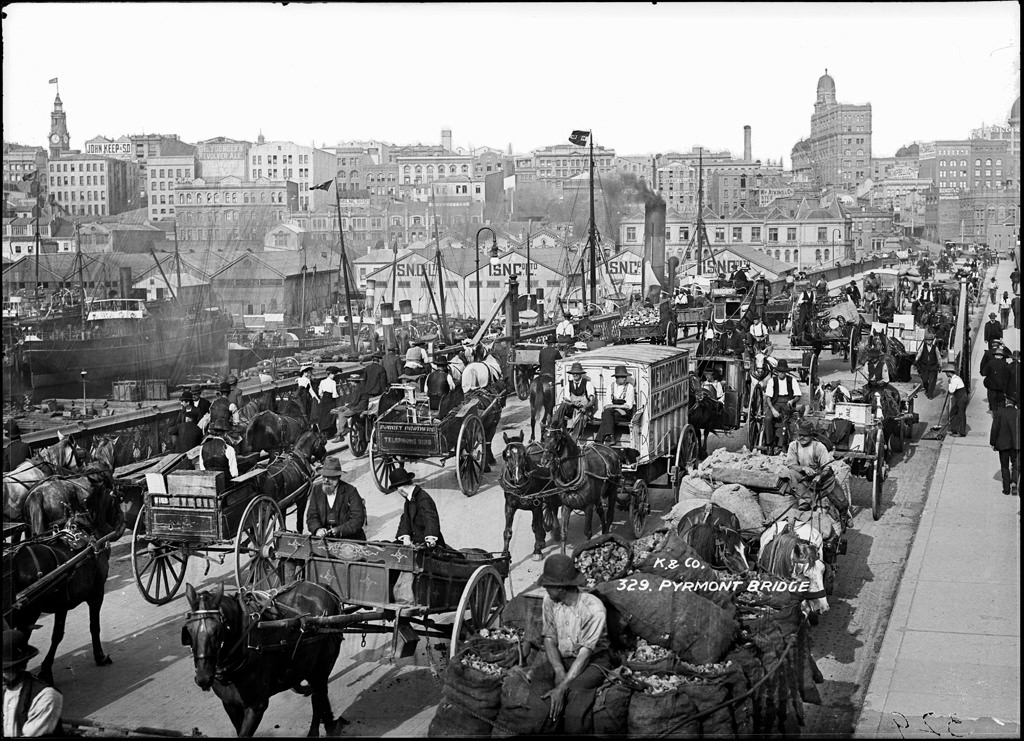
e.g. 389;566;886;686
474;226;499;323
80;369;87;407
832;228;842;267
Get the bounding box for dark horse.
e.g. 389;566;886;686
6;484;124;684
685;374;723;459
676;502;750;575
500;432;561;560
258;428;328;534
540;424;622;554
236;388;277;427
182;582;345;737
527;373;555;443
245;410;310;456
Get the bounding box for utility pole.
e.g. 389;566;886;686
588;131;597;308
332;177;357;350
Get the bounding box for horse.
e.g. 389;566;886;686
4;435;90;539
758;523;829;616
182;582;346;737
814;382;852;414
6;486;124;685
527;373;555;443
676;503;750;574
258;428;328;533
539;424;621;554
236;388;277;427
499;432;561;560
245;410;309;456
685;374;722;459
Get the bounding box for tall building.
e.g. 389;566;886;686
146;154;199;221
791;70;873;194
196;137;250;180
47;153;135;217
47;92;71;160
2;143;48;207
173;176;298;252
246;138;337;212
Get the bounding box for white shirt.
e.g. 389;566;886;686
556;319;575;338
3;678;63;737
946;374;965;394
607;381;636;411
702;380;725;404
562;377;596;405
767;374;802;400
749;322;769;339
318;376;338;399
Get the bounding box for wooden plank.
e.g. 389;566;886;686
710;466;785;490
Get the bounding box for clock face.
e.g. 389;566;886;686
51;133;60;144
62;135;70;144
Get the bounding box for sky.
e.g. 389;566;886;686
2;2;1020;166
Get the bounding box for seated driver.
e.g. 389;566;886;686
785;420;834;477
559;362;597;438
701;366;726;413
306;456;367;539
596;366;635;444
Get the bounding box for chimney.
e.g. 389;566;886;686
441;129;452;153
667;256;680;290
744;125;752;163
119;267;133;299
644;199;667;288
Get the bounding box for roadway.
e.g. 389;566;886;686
25;289;966;737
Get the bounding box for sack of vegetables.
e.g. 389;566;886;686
573;533;633;588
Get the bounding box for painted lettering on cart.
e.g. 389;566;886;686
650;382;685;417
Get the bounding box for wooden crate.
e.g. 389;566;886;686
144;379;168;400
112;381;142;402
167;470;225;497
832;402;873;425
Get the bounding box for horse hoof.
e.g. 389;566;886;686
531;552;543;562
96;655;113;667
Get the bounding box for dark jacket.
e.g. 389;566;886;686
3;439;32;472
984;320;1004;344
981;354;1011;392
396;486;445;545
195;396;211;419
171;420;203;453
364;362;389;397
382;352;403;385
306;479;366;538
990;404;1019;451
721;330;744;354
539;346;561;378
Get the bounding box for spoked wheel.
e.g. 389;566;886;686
747;383;765;450
514;366;532;401
131;505;189;605
369;426;398;493
849;325;860;373
629;479;650;539
449;565;508;659
235;496;284;591
808;352;820;412
349;415;370;458
871;427;886;521
674;424;700;495
456;415;486;497
665;321;678;347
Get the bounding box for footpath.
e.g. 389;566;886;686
854;258;1020;737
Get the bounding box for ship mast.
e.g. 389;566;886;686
696;148;706;276
332;176;357;350
588;131;597;308
75;221;85;338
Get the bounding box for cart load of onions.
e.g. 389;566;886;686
619;307;661;327
574;539;632;587
478;626;524;642
460;650;507;677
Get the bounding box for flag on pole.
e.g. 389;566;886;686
568;130;589;147
49;77;58;84
22;170;37;182
310;179;333;191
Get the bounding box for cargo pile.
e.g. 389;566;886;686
619;307;661;327
573;534;633;588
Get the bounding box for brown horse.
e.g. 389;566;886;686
182;582;346;737
685;374;723;459
677;502;750;574
540;425;621;554
245;410;309;456
6;486;124;684
499;432;561;560
527;373;555;443
258;428;328;534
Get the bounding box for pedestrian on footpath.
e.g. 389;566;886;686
942;362;968;437
981;343;1010;413
1012;293;1020;329
989;394;1019;496
3;629;64;737
988;276;999;304
1010;266;1020;294
999;291;1012;328
984;312;1003;345
913;334;941;399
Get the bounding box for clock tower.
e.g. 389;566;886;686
49;92;70;159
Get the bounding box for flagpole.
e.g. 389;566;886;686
588;130;597;308
332;177;358;351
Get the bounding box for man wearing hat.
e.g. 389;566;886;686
388;468;445;547
364;353;389;397
596;366;636;444
785;420;835;478
402;339;430;379
191;383;211;421
913;333;941;399
382;346;403;386
198;414;242;481
730;263;750;292
918;281;933;304
586;330;609;352
169;391;204;454
296;365;321;422
942;362;968;436
3;629;63;737
984;312;1004;346
306;456;366;538
720;319;744;356
537;554;610;734
746;315;770;357
555;312;575;344
988;276;999;305
980;342;1011;412
764;358;802;452
207;381;240;433
317;367;342;431
989;393;1019;496
539;333;562;381
225;374;243;410
425;356;457;413
794;283;815;338
559;362;597;439
844;279;861;307
331;370;369;443
3;420;32;473
699;365;726;415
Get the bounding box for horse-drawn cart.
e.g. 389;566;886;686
508;342;545;400
254;536;510;660
369;384;505;497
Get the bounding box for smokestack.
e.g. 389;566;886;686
667;256;680;290
744;125;752;163
644;199;667;287
119;267;133;299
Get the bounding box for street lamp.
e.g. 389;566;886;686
80;369;87;407
474;226;499;323
832;228;842;266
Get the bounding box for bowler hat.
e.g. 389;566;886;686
325;366;341;374
568;362;585;375
190;384;202;394
180;390;194;402
798;421;815;437
2;629;39;670
218;381;232;393
387;467;415;493
537;554;586;587
613;365;628;378
227;375;239;386
4;420;21;440
725;319;736;330
775;359;790;372
433;356;449;366
210;416;232;432
321;456;345;479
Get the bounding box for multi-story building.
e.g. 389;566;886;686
532;142;616;189
791;71;873;194
145;154;199;221
85;134;195;209
848;206;897;256
1;213;74;259
246;136;338;212
173;176;298;252
47;92;72;160
960;190;1019;245
196;137;250;180
2;143;48;205
46;153;135;217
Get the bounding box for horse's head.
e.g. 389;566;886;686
540;425;569;471
89;436;118;471
183;582;231;691
46;434;86;470
501;432;530;485
297;427;328;464
678;504;749;574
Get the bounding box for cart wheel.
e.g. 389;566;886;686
456;415;486;497
746;384;765;450
666;321;678;347
449;565;508;659
849;325;859;372
674;425;700;484
349;415;370;458
514;366;531;401
369;426;397;493
629;479;650;538
131;505;188;605
808;353;820;412
871;427;886;521
235;496;284;592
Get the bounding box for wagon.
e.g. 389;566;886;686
552;346;700;537
610;302;675;345
250;535;511;660
508;342;545;400
129;461;315;605
368;383;505;497
689;353;750;435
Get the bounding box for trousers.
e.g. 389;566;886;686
949;390;968;436
556;650;612;735
998;449;1019;494
918;367;938;399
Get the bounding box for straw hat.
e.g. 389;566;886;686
613;365;628;378
942;362;957;373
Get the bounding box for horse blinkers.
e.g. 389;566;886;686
181;625;192;646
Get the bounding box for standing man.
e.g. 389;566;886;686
988;276;999;305
363;353;389;397
795;283;815;337
914;334;941;399
989;394;1019;496
984;312;1004;346
306;456;366;539
3;629;63;737
814;275;829;302
844;280;861;306
538;334;562;380
169;395;204;454
1010;265;1020;295
389;468;445;547
942;362;968;437
764;358;802;453
556;311;576;344
980;343;1010;413
538;554;611;735
191;383;211;421
207;381;240;432
382;346;403;385
596;366;635;444
999;291;1012;329
1012;293;1020;330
